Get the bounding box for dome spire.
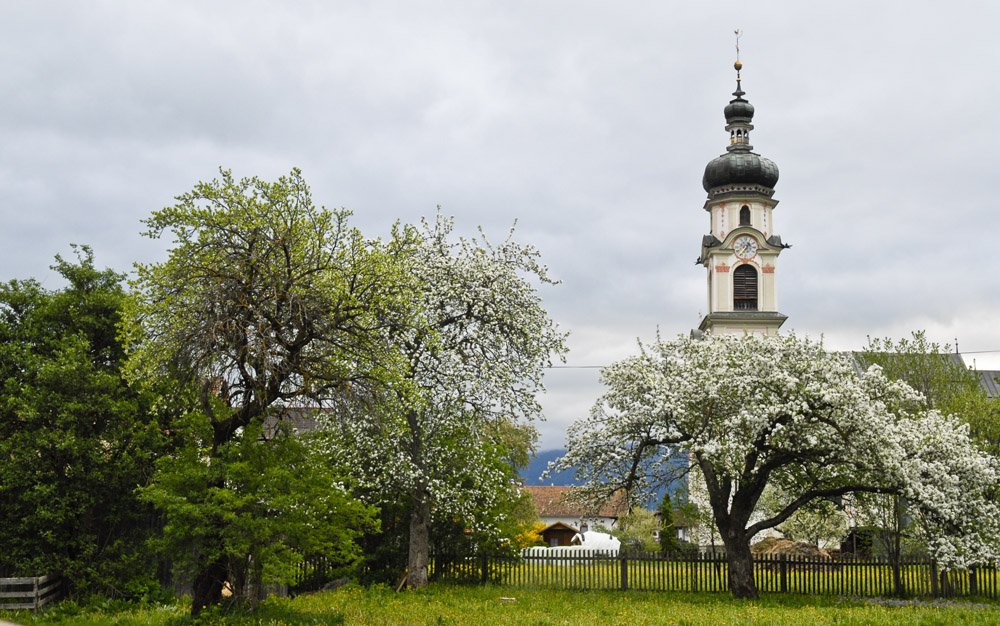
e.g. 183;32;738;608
726;29;751;140
701;34;779;197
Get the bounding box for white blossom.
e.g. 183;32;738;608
557;333;1000;570
323;215;566;558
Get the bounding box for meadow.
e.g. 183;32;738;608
4;584;1000;626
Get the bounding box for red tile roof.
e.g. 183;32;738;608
523;485;626;518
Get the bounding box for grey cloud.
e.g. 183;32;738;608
2;1;999;448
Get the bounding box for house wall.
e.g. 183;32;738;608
542;527;577;547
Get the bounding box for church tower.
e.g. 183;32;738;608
697;59;789;336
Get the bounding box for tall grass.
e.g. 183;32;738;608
4;584;999;625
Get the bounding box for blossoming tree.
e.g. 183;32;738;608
325;215;567;588
555;333;1000;599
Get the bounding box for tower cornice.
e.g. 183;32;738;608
702;196;779;212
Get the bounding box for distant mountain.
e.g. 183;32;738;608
520;449;579;486
519;448;685;508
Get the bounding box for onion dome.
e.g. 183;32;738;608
724;62;754;124
702;152;779;194
702;61;779;197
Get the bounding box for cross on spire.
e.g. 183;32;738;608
734;29;743;80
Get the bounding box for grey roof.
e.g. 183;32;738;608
977;370;1000;399
262;406;323;437
702;234;722;248
947;353;969;368
696;234;723;264
850;352;967;367
848;352;999;399
766;235;791;249
724;84;755;125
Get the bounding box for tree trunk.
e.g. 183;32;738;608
406;489;431;588
892;505;903;596
723;534;759;599
191;556;227;617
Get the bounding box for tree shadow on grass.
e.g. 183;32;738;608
161;597;345;626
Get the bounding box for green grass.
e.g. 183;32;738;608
4;584;1000;625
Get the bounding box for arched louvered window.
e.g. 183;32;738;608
740;205;751;226
733;264;758;310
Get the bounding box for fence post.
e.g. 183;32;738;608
893;558;902;597
34;576;40;610
691;553;698;593
970;566;978;596
931;561;938;597
481;554;488;584
780;555;788;593
620;552;628;591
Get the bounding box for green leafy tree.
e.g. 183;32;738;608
613;508;660;552
753;485;847;549
141;416;375;603
658;492;679;554
0;247;171;597
127;169;414;614
774;498;846;549
848;491;925;561
859;331;1000;453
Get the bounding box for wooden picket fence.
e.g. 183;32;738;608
293;554;340;593
423;551;999;599
0;575;61;610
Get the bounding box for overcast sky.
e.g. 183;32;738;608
3;1;998;449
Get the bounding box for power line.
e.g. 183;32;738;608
545;349;1000;370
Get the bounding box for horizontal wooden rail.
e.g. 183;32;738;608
0;575;61;610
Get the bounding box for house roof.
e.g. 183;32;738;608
262;406;323;437
523;485;627;519
850;352;999;400
978;370;1000;399
542;521;580;533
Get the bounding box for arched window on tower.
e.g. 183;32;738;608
740;205;751;226
733;265;758;311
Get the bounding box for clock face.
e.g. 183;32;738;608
734;235;758;260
